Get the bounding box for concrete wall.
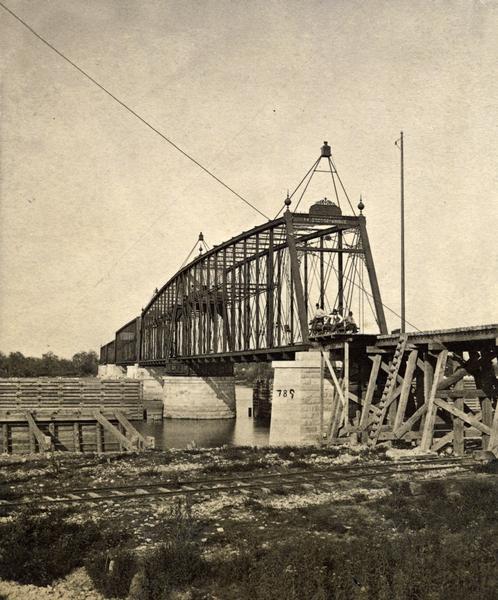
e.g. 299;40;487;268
126;365;165;403
163;375;236;419
101;364;236;420
269;351;335;446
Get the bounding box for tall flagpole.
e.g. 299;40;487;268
400;131;405;334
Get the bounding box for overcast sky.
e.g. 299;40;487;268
1;0;497;358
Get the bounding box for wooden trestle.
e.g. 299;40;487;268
0;411;154;454
0;377;153;454
317;325;498;455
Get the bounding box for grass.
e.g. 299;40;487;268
207;527;497;600
0;448;496;599
381;478;497;532
101;498;207;600
0;508;103;586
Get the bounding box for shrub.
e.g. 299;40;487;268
131;540;206;600
0;508;101;586
211;530;498;600
85;546;137;599
382;478;498;532
128;499;207;600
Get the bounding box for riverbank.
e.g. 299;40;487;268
0;446;497;600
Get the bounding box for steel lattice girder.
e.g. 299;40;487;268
107;212;387;364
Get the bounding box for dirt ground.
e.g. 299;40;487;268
0;445;496;600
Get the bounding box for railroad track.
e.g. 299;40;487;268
0;456;478;509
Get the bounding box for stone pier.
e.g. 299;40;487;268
163;362;235;419
99;362;235;420
269;351;334;446
163;376;235;419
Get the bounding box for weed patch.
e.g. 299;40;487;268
210;529;497;600
0;508;101;586
127;499;207;600
382;478;498;532
86;544;137;599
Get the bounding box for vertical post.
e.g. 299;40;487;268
48;422;56;451
244;239;251;349
199;263;205;354
394;350;418;430
360;355;382;440
338;232;344;314
419;352;433;435
343;341;349;426
73;422;81;453
135;316;142;364
400;131;406;334
255;233;260;348
304;240;308;317
453;396;465;456
96;422;103;453
489;400;498;454
237;259;242;350
319;236;324;308
266;229;274;347
2;423;8;454
213;254;219;353
481;398;493;451
28;419;36;453
222;248;230;352
290;264;294;343
277;249;282;346
421;350;448;451
319;352;324;441
206;255;212;352
284;211;309;343
231;245;237;350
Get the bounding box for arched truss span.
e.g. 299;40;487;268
102;211;387;365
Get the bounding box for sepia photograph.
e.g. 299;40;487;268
0;1;497;599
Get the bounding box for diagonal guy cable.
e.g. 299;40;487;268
0;1;270;221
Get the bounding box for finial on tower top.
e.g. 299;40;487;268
284;190;292;210
358;195;365;214
321;141;331;158
198;232;204;242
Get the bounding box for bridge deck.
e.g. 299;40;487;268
308;323;498;354
133;324;498;365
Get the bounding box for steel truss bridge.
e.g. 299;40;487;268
101;207;388;366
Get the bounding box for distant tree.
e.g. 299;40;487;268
72;351;99;376
235;363;272;385
0;350;99;377
0;352;8;377
6;352;30;377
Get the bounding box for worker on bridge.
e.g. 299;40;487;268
310;303;328;334
330;308;344;332
344;310;359;334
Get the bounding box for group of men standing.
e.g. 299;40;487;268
310;304;358;335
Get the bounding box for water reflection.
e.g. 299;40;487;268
135;386;270;449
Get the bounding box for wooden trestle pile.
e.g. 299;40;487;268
320;331;498;455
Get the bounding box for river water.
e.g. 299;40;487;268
135;386;270;449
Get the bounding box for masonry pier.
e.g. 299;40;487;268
100;362;236;420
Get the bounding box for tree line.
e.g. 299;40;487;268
0;351;99;378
